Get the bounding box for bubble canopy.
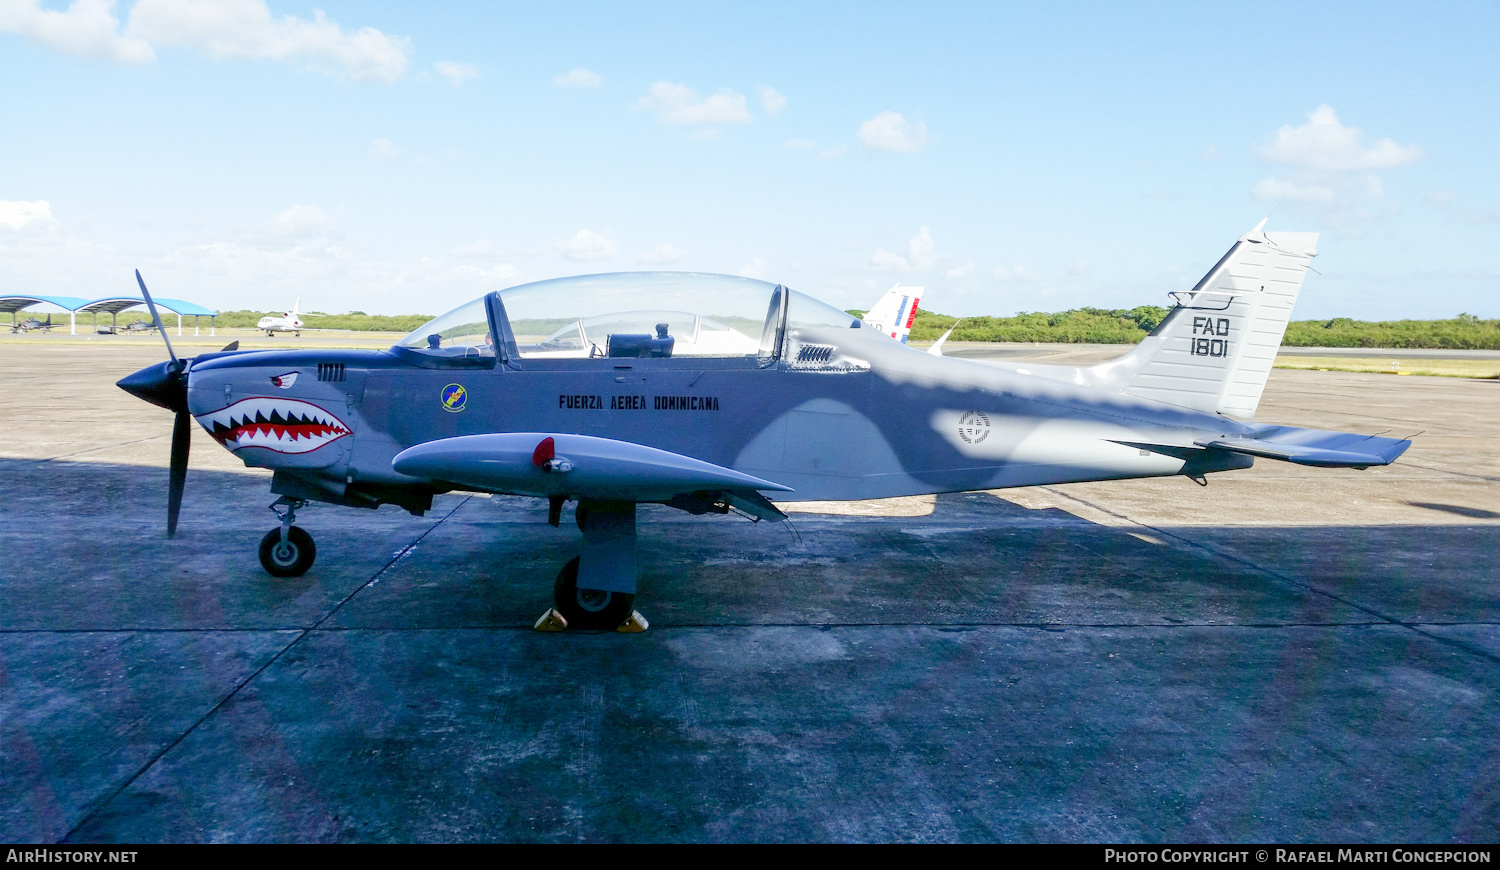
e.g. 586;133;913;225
396;272;857;362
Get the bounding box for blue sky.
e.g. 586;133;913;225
2;0;1496;319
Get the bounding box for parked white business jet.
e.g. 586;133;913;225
257;300;304;337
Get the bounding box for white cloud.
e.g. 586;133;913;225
1251;105;1421;226
637;82;751;126
760;86;786;115
818;144;848;160
872;226;935;272
0;199;58;229
992;264;1037;281
858;111;929;154
451;239;496;257
258;204;338;241
784;139;814;151
639;243;688;265
946;261;975;279
738;257;771;279
559;228;618;262
125;0;411;83
1260;105;1422;172
368;138;399;160
433;60;478;87
1250;178;1336;203
452;262;518;284
554;67;602;88
1424;191;1500;225
0;0;154;64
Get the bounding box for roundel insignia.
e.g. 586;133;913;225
440;383;468;413
958;410;990;445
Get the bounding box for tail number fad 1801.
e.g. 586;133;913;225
1190;316;1231;358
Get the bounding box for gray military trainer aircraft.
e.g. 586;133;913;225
118;222;1410;629
11;314;54;333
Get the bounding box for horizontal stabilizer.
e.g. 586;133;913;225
1194;426;1411;468
393;432;793;502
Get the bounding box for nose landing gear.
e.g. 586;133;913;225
259;496;315;577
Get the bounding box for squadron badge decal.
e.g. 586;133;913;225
441;383;468;413
958;411;991;445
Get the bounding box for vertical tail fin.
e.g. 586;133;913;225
862;284;923;344
1088;221;1319;418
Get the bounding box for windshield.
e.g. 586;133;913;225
787;289;861;330
396;297;495;356
498;272;785;359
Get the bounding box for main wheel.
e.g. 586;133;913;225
553;556;634;630
259;526;316;577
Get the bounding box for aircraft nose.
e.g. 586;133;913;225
117;361;188;413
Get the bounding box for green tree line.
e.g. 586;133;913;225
896;308;1500;349
214;310;433;333
212;306;1500;350
903;306;1171;343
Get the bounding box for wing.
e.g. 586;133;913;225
392;432;794;504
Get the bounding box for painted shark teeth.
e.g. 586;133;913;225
195;397;351;455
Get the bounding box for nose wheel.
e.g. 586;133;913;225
260;526;316;577
260;497;315;577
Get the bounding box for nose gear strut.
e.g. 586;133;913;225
259;496;315;577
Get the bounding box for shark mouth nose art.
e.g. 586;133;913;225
197;397;351;454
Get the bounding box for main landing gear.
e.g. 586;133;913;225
536;498;648;632
259;496;315;577
553;556;634;629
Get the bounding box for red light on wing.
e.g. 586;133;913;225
532;436;555;467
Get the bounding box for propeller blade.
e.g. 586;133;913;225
168;409;190;537
135;269;179;366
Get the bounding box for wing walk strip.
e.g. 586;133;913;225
62;495;474;842
1037;486;1500;667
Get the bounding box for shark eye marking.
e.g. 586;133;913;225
270;372;299;389
195;397;351;454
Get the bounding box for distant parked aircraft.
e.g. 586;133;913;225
10;314;54;333
861;284;922;344
257;299;305;337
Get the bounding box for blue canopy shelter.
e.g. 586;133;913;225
0;295;91;333
77;297;220;336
